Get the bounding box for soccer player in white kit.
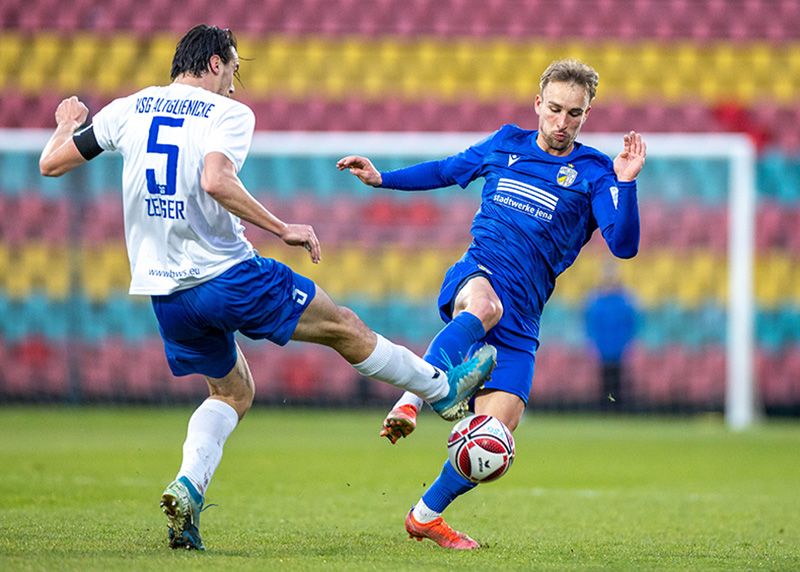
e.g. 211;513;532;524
39;24;496;551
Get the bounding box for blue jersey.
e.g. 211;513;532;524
381;124;640;324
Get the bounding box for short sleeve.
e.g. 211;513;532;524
204;103;256;172
91;96;132;152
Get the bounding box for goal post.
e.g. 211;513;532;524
0;130;758;428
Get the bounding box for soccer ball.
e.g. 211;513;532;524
447;414;515;483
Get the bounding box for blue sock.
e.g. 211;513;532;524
422;461;477;513
424;312;486;370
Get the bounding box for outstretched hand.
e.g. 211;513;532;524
280;223;321;263
613;131;647;182
336;155;382;187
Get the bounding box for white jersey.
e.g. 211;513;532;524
91;82;257;295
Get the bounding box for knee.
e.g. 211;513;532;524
208;373;255;421
501;410;522;432
214;385;253;421
329;304;371;343
465;296;503;330
231;389;254;420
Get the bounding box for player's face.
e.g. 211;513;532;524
534;81;591;156
217;47;240;97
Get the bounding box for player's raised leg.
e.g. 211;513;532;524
160;346;254;550
291;285;496;417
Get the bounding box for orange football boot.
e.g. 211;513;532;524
379;404;418;444
404;509;479;550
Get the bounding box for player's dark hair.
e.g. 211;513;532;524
539;59;599;101
170;25;238;81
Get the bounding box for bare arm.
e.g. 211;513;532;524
40;96;90;177
202;152;321;263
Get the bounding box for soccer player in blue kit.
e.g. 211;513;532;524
337;58;646;549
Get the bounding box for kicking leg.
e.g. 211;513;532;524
290;285;496;419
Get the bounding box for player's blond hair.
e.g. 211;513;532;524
539;59;599;102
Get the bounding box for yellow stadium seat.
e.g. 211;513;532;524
756;252;793;309
241;40;272;94
94;36;140;94
1;243;61;299
79;245;129;301
44;246;71;300
4;268;31;300
55;35;99;93
379;247;408;294
398;249;445;302
0;33;23;88
19;34;61;94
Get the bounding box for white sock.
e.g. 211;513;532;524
412;499;441;523
393;392;425;411
352;334;448;403
177;398;239;497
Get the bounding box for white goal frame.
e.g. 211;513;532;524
1;130;757;429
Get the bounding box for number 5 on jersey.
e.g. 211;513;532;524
146;116;184;196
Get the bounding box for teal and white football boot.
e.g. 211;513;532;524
431;344;497;421
160;476;205;550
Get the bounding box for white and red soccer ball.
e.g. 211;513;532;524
447;414;515;483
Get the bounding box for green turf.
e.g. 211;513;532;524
0;407;798;571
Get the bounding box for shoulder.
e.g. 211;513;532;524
573;140;614;172
211;96;255;129
97;90;143;116
496;123;534;143
469;124;533;152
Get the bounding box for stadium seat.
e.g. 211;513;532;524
2;337;70;399
121;339;173;400
759;348;800;407
278;347;325;401
80;195;125;243
685;348;725;408
532;345;599;407
78;339;125;399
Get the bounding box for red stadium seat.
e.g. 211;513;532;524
119;339;172;399
278;347;324;400
78;340;125;399
0;91;28;128
237;343;288;399
685;348;725;407
763;348;800;407
532;345;599;406
2;337;69;399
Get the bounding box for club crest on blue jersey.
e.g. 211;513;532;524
557;165;578;187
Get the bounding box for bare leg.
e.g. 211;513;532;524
291;286;376;363
175;344;254;495
291;284;495;410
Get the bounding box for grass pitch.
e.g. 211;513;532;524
0;407;798;571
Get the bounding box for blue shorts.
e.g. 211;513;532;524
151;256;316;378
438;256;539;404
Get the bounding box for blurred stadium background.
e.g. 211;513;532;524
0;0;798;419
